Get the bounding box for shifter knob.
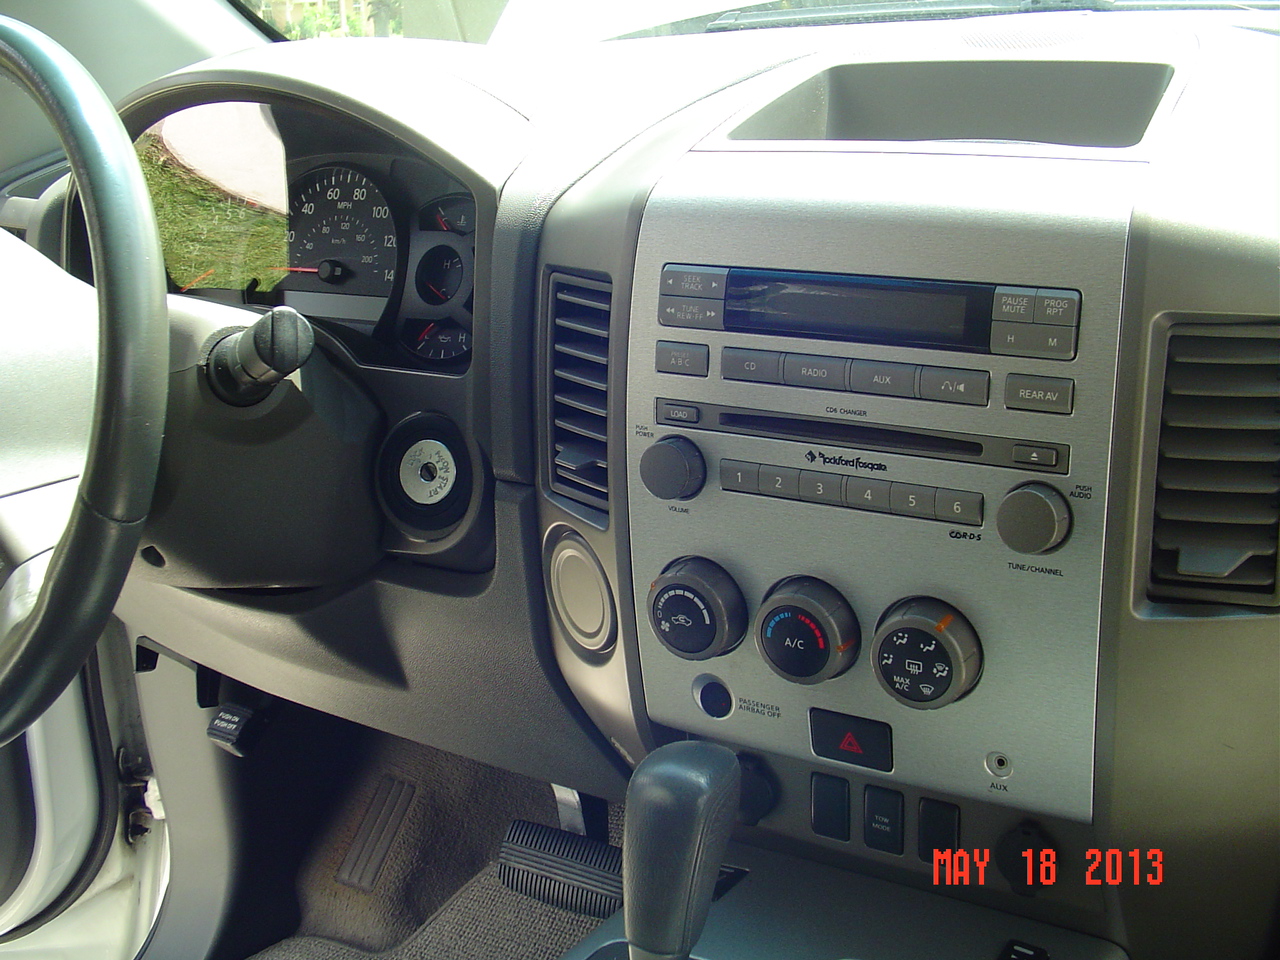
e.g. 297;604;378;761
624;741;740;960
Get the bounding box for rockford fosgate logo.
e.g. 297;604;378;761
806;450;887;471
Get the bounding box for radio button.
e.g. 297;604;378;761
658;401;701;424
1005;374;1075;414
919;366;990;406
656;341;709;377
848;360;919;398
936;489;983;526
720;459;760;494
890;483;937;520
660;265;728;300
659;295;724;329
1034;289;1081;326
844;477;892;513
759;465;801;500
989;321;1077;360
722;347;783;384
993;286;1038;323
800;470;845;506
784;354;850;391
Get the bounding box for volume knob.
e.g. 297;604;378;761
639;435;706;500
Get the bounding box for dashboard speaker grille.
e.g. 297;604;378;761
549;274;612;513
1149;322;1280;606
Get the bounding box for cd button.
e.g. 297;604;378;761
720;459;759;494
848;360;919;398
890;483;937;519
1034;288;1080;325
660;265;728;300
784;354;850;391
844;477;892;513
992;286;1038;323
800;470;845;506
919;366;990;406
722;347;783;384
759;465;801;500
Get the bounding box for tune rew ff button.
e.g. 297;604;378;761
872;598;982;709
648;557;748;660
755;577;860;685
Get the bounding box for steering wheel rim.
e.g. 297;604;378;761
0;16;168;748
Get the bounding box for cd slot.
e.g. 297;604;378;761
719;411;983;459
655;399;1069;474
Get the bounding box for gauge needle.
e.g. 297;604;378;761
426;283;446;300
435;213;449;230
270;266;321;273
180;267;215;292
416;322;438;344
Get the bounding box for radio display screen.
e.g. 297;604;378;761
724;269;990;351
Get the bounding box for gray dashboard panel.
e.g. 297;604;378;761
626;149;1138;823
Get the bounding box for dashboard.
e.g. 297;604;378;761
70;10;1280;960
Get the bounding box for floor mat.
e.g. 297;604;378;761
290;735;561;951
249;866;600;960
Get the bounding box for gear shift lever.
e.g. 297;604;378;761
623;741;741;960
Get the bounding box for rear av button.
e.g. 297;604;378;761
1005;374;1075;415
810;708;893;772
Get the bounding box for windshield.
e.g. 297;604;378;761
236;0;1280;44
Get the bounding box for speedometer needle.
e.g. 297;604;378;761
270;266;320;273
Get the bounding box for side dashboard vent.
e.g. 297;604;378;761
1149;323;1280;606
548;274;612;513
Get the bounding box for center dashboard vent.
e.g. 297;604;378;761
1149;323;1280;607
548;274;612;514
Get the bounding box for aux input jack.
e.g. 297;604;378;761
986;751;1013;778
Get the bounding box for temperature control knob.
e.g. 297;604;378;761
872;598;982;709
997;483;1072;554
648;558;748;660
755;577;860;684
639;436;705;500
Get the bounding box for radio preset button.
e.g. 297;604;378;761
1005;374;1075;414
658;295;724;329
936;489;984;526
759;465;801;500
1034;289;1081;326
784;354;850;391
658;401;701;424
660;264;728;300
655;341;709;377
720;459;760;494
993;286;1038;322
722;347;783;384
919;366;990;406
844;476;892;513
848;360;919;398
989;321;1077;360
890;483;937;520
800;470;845;506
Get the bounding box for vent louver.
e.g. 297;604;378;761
1149;323;1280;606
549;274;612;513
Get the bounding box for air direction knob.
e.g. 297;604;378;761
640;435;706;500
997;483;1072;554
755;577;860;685
648;558;748;661
872;598;982;709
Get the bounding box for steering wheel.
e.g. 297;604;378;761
0;17;168;748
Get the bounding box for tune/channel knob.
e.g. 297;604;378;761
639;435;705;500
648;557;748;660
755;577;860;684
997;483;1072;554
872;597;982;709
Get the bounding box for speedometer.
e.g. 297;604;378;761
280;165;399;323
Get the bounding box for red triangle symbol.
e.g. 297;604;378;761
839;732;864;754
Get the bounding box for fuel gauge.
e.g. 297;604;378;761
402;317;471;363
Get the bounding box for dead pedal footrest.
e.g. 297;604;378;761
496;819;623;919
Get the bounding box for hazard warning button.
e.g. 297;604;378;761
810;708;893;772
